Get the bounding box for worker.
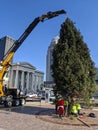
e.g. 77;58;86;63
3;84;8;94
76;103;81;115
56;98;65;116
64;100;68;116
71;103;78;116
55;97;64;113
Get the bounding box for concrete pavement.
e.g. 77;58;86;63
0;100;98;130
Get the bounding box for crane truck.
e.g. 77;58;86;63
0;10;66;107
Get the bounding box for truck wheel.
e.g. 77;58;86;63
20;99;26;105
4;101;12;107
15;100;20;106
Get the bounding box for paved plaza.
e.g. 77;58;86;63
0;101;98;130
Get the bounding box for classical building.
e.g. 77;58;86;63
4;62;44;94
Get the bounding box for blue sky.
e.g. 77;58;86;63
0;0;98;80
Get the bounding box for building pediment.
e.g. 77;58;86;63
12;62;36;70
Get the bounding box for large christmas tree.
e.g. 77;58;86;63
52;18;96;105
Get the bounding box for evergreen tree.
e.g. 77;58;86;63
52;18;96;109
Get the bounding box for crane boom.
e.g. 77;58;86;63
3;10;66;60
0;9;66;97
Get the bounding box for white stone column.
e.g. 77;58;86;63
32;73;34;91
29;73;32;90
9;69;13;88
21;71;24;91
37;75;40;90
14;70;19;89
26;72;29;92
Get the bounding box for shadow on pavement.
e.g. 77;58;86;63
2;105;55;116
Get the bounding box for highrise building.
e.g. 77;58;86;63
0;36;15;61
46;36;59;82
45;36;59;101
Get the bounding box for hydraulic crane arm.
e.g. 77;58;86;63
3;10;66;60
0;9;66;96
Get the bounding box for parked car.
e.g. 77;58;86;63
49;90;55;102
49;95;55;102
26;92;37;98
38;90;45;99
26;92;41;102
